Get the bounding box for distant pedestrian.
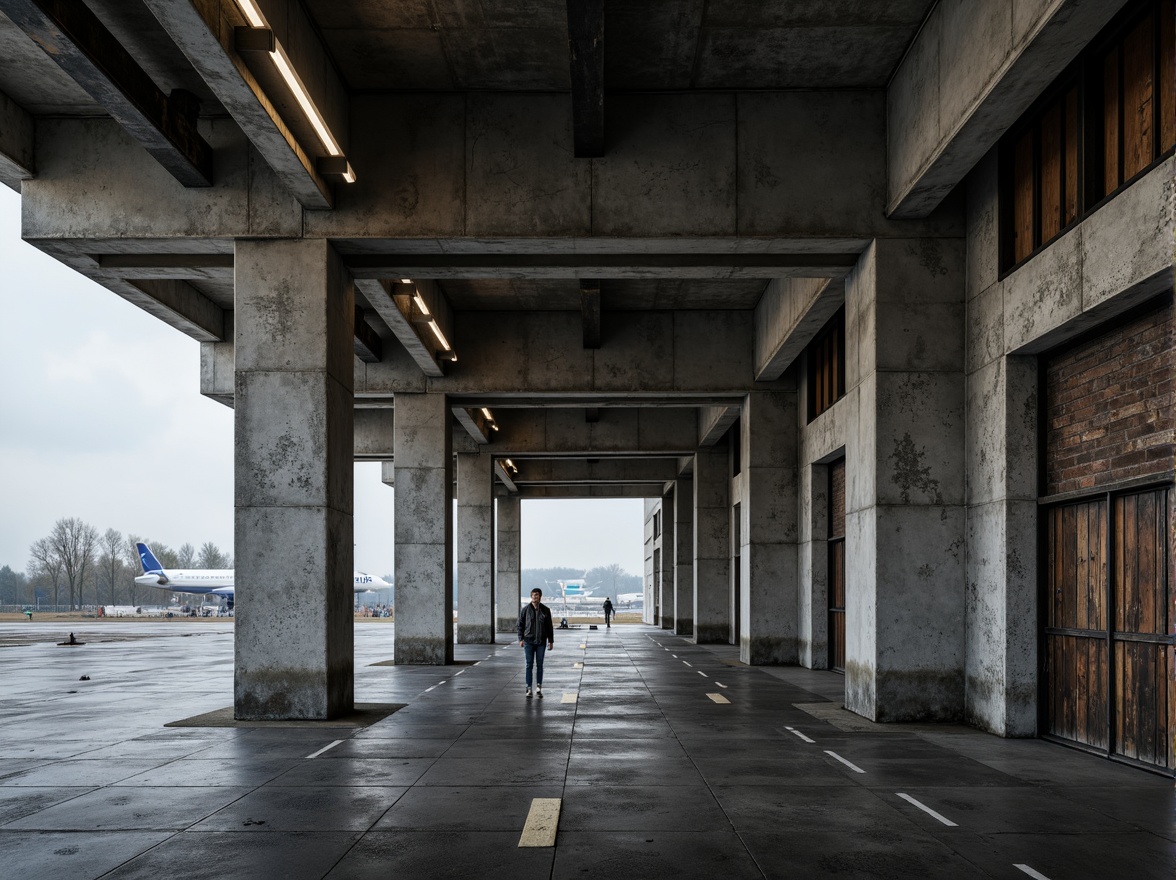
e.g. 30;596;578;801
602;597;614;628
517;588;554;698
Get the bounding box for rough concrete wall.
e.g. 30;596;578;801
495;496;521;633
233;239;354;719
961;149;1174;736
845;238;968;723
888;0;1128;217
694;445;731;643
659;489;675;630
457;452;494;644
673;476;694;638
393;392;454;664
738;390;800;664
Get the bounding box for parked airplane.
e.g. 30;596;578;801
134;543;390;609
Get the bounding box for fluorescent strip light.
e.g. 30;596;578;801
428;320;451;351
481;407;493;420
269;46;342;156
237;0;265;27
413;293;430;317
400;278;413;284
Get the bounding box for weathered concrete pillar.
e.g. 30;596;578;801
673;475;694;637
798;461;829;669
693;446;730;643
393;392;453;664
233;239;354;720
495;496;521;633
457;452;494;644
659;487;675;629
844;238;966;722
738;390;799;664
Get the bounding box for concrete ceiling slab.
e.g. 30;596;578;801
438;279;769;310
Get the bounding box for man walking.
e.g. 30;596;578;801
517;588;555;698
602;597;614;628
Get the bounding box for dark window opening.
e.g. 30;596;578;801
807;308;846;422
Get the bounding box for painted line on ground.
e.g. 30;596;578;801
573;662;583;668
579;643;587;649
706;693;730;704
424;686;436;692
784;726;815;744
716;682;728;688
672;654;678;658
683;661;693;667
305;740;344;759
698;671;708;677
454;670;464;675
518;797;561;847
1014;865;1051;880
561;693;578;704
896;793;957;827
824;751;866;773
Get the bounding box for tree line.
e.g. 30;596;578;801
0;517;231;608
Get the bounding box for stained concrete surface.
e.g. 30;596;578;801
0;622;1171;879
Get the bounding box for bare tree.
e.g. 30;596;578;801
124;534;144;606
197;541;229;569
177;543;196;567
98;528;124;606
47;518;99;609
28;537;63;608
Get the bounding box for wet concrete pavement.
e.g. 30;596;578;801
0;622;1171;878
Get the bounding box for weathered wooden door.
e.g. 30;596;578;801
828;459;846;673
1045;487;1174;772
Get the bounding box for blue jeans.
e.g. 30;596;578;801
523;641;547;688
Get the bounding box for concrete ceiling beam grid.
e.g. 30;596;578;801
141;0;341;209
698;404;739;447
0;0;213;187
887;0;1129;218
0;88;34;191
354;278;452;378
510;457;681;485
352;305;382;364
97;253;234;281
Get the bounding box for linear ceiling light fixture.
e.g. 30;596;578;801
233;0;354;182
480;407;499;431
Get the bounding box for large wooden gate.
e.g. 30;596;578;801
1042;299;1174;773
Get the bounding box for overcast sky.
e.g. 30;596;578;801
0;187;645;578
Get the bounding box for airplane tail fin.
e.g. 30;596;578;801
136;542;164;573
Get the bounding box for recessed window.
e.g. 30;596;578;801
807;308;845;422
1001;0;1175;273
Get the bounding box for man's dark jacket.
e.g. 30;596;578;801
517;602;555;644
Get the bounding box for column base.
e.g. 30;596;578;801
674;617;694;638
692;624;729;644
457;624;495;644
497;617;518;634
394;637;452;665
740;635;798;665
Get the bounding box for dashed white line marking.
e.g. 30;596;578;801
706;693;730;704
578;643;586;649
518;797;561;847
716;682;728;689
697;671;708;677
424;686;436;692
683;661;693;667
784;726;815;744
824;750;866;774
305;740;344;759
671;654;678;658
561;693;577;704
438;680;447;685
454;670;464;675
1014;865;1052;880
896;793;957;827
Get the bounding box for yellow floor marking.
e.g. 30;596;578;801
578;643;586;649
706;693;730;704
561;693;578;703
518;797;562;847
573;662;583;668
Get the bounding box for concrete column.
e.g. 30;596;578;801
798;461;829;669
739;390;799;664
495;496;521;633
693;446;730;643
393;392;453;664
233;239;354;720
673;475;694;637
457;452;494;643
658;487;675;629
844;238;966;722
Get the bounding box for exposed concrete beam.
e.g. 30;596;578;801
507;484;660;499
127;279;226;342
581;281;600;348
0;0;212;187
142;0;335;208
354;278;447;378
513;457;681;485
353;306;383;364
0;89;34;191
98;253;234;281
381;460;394;487
888;0;1127;218
698;404;738;447
493;460;518;494
354;408;394;460
566;0;604;158
345;253;859;280
450;396;744;409
452;405;492;445
755;278;842;381
492;407;697;457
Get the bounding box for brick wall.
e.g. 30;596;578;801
1044;298;1174;496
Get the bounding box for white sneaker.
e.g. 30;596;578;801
536;685;543;698
525;687;532;698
